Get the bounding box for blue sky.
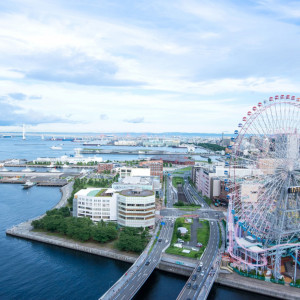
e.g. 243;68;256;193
0;0;300;133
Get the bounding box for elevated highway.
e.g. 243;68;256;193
177;220;220;300
100;218;174;300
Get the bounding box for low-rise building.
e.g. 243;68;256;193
143;139;164;147
178;227;188;235
139;160;163;181
117;166;151;178
114;140;137;146
97;163;113;173
154;155;195;166
73;188;117;222
112;176;153;191
117;189;155;228
163;139;180;147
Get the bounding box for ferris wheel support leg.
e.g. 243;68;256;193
274;248;282;281
256;253;259;276
294;248;298;284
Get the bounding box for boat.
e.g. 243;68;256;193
50;146;62;150
47;163;55;168
80;169;88;174
62;164;70;168
23;181;35;189
21;167;35;172
0;167;10;172
48;168;60;173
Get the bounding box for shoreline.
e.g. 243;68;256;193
5;184;300;300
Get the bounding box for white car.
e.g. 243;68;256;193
199;262;203;267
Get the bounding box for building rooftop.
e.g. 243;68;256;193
87;189;102;197
119;189;154;197
121;176;152;185
76;188;113;197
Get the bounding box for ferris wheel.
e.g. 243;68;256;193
226;95;300;275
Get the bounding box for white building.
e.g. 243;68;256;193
193;163;263;199
117;166;151;178
114;140;137;146
117;189;155;228
73;188;117;222
35;149;103;164
178;227;188;235
112;176;161;192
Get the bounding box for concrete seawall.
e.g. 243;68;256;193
6;183;300;300
215;272;300;300
6;227;300;299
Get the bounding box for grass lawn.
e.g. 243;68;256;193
197;220;210;248
173;166;192;174
203;196;213;206
222;219;227;230
165;246;200;259
149;225;162;253
166;217;203;259
170;217;191;244
178;206;202;211
172;177;184;188
218;223;222;248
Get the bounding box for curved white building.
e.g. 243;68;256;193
117;189;155;228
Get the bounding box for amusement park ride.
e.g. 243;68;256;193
225;95;300;281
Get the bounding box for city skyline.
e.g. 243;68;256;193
1;0;300;133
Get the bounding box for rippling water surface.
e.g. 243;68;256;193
0;136;273;299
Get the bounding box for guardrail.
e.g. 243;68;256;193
99;224;160;300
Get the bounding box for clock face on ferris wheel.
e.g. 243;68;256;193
229;95;300;245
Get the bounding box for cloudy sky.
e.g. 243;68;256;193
0;0;300;133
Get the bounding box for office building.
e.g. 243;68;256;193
117;189;155;228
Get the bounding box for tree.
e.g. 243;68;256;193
66;217;93;241
43;215;65;232
183;232;190;241
208;158;212;164
31;219;44;229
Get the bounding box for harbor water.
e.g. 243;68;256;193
0;136;273;299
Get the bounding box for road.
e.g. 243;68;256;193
109;219;174;300
177;220;220;300
183;181;210;209
160;208;224;221
166;176;177;208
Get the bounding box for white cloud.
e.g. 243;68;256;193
0;0;299;133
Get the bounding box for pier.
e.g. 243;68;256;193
80;149;214;157
0;171;68;187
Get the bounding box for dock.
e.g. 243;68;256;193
80;149;214;157
0;171;68;187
